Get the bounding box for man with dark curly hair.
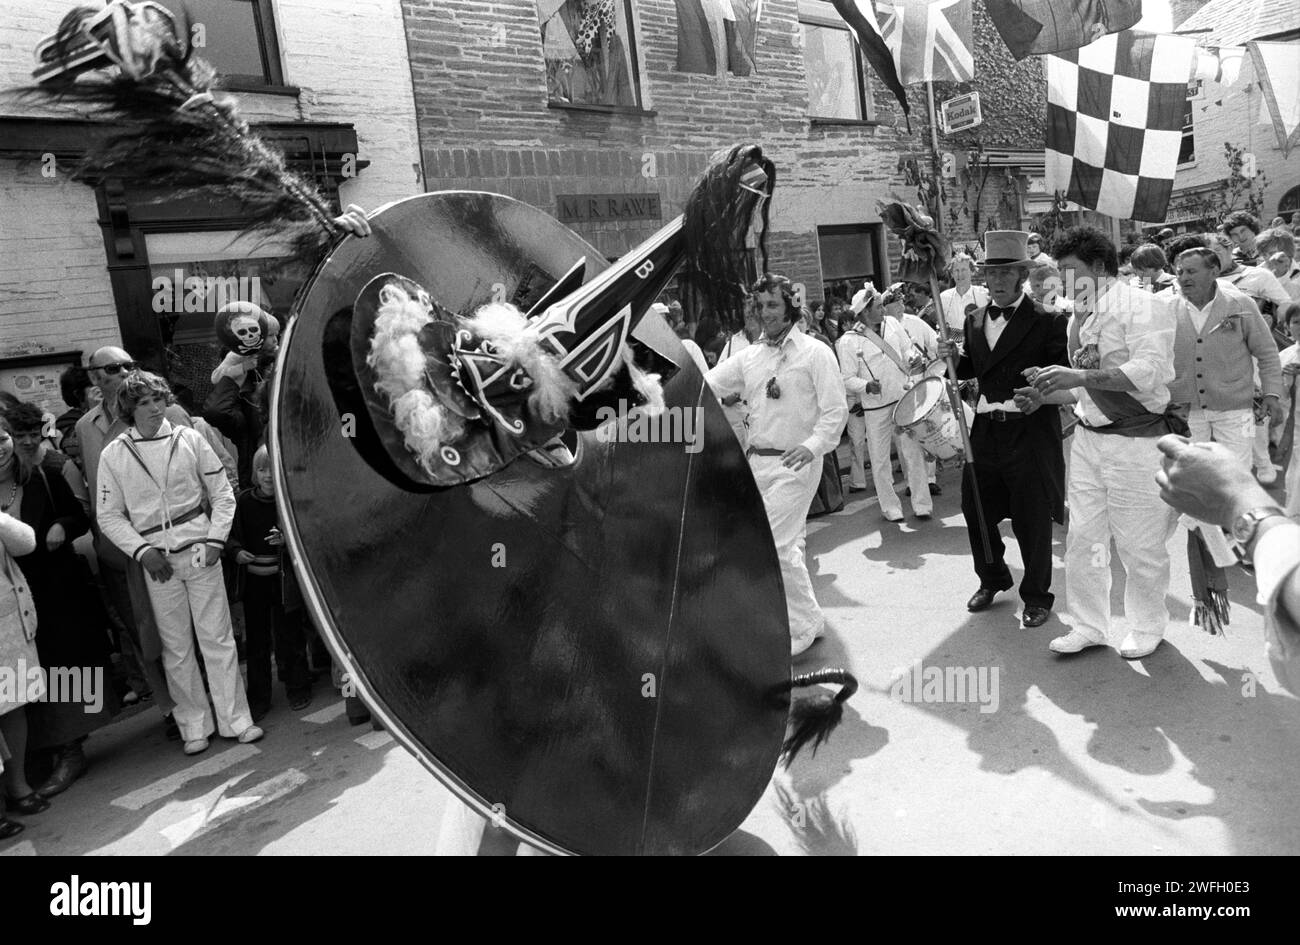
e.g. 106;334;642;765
1030;226;1181;660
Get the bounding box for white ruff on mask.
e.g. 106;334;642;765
366;282;468;473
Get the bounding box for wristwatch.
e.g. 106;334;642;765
1230;506;1288;547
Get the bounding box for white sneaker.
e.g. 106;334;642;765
1049;630;1105;654
237;725;264;744
1118;631;1163;659
882;508;904;522
1255;465;1278;485
183;737;209;756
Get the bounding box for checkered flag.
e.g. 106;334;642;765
1046;31;1196;222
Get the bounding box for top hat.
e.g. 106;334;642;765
980;231;1033;268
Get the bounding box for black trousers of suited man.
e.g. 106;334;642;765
956;296;1068;609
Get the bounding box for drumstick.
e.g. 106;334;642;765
929;270;993;564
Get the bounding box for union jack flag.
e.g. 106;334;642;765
878;0;975;85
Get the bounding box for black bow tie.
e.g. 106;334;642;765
987;305;1013;322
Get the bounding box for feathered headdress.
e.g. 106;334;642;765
23;2;344;259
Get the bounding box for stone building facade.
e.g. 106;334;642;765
400;0;925;309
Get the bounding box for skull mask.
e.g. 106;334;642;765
231;314;263;355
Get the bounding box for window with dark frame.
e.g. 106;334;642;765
799;0;874;122
538;0;644;110
1178;80;1197;167
817;223;885;303
187;0;286;89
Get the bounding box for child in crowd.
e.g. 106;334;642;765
229;446;311;719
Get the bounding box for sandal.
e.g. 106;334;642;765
0;818;24;841
5;793;51;815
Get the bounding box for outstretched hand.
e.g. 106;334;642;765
1154;435;1270;529
333;204;372;238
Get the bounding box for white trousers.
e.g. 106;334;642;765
846;407;932;517
1188;407;1254;469
145;551;254;741
1285;437;1300;517
1065;429;1177;643
1253;417;1272;472
750;454;825;649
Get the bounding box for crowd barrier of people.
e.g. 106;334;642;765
3;210;1298;845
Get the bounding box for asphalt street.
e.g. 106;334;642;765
4;462;1298;856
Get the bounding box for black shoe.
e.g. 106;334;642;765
345;696;372;727
34;745;87;799
5;792;51;815
250;704;270;724
967;582;1013;612
0;818;24;841
163;714;180;740
1021;606;1051;628
929;482;942;496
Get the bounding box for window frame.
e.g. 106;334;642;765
799;1;876;125
194;0;289;92
816;222;888;300
1178;80;1199;169
539;0;651;116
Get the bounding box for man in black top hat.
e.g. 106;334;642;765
937;230;1069;628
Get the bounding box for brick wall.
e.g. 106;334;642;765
401;0;921;279
0;158;120;358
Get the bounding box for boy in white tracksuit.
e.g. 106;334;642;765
97;371;261;753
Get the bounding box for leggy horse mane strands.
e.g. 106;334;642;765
18;6;341;260
681;144;775;333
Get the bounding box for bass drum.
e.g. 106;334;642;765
271;192;791;855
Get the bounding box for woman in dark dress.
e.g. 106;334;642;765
1;404;119;798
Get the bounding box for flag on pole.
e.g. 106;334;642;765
830;0;911;125
1045;30;1196;221
985;0;1142;61
1248;41;1300;158
877;0;975;84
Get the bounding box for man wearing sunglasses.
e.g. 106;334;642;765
706;274;847;656
73;347;193;731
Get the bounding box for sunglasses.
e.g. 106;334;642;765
94;361;136;376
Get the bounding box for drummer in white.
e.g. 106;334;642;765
836;284;933;521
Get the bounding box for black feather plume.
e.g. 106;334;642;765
779;668;858;768
681;144;775;333
16;8;341;260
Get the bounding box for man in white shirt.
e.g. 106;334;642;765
1031;227;1181;659
706;274;847;655
836;284;932;521
939;252;989;334
1170;247;1283;471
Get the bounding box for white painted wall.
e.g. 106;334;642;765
0;0;422;357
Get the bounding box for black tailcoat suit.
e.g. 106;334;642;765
955;295;1068;608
